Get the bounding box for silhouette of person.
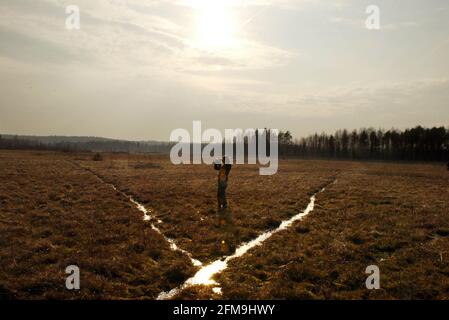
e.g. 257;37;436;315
214;156;231;212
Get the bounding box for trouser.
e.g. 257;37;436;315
217;181;228;210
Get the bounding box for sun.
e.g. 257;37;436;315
192;0;239;50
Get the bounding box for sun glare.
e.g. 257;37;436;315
192;0;239;50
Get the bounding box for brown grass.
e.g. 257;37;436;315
1;150;448;299
75;153;340;262
215;162;449;299
0;151;195;299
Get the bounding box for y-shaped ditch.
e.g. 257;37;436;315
157;179;337;300
75;162;336;300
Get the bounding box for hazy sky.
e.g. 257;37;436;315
1;0;448;140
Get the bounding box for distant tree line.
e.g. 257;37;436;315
0;135;78;152
0;135;171;153
278;126;449;161
214;126;448;162
1;125;448;162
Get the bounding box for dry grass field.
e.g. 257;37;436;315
0;151;196;299
77;153;340;263
1;150;448;299
216;162;449;300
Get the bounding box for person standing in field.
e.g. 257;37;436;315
214;156;232;212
